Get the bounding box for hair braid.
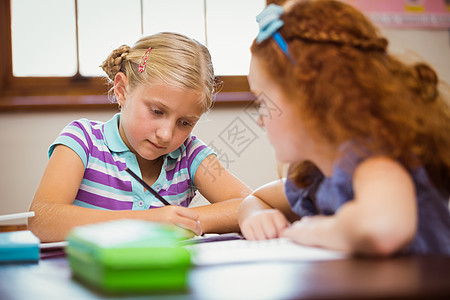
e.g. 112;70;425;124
289;23;388;52
282;0;388;52
100;45;130;81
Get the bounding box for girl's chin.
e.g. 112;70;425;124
137;150;164;161
135;144;173;161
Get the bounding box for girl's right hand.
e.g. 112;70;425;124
152;206;203;236
240;209;289;240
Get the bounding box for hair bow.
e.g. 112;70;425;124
255;4;294;63
256;4;284;43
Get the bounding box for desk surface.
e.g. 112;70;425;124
1;254;449;300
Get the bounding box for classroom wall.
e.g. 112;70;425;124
1;28;449;223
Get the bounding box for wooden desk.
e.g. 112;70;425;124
0;255;449;300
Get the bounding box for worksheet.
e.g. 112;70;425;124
184;236;348;265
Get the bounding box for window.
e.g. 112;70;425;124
0;0;263;110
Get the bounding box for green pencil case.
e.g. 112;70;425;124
66;219;192;293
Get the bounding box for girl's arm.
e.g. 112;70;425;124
281;157;417;256
192;155;252;233
238;179;300;240
29;145;202;242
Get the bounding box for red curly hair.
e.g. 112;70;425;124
251;0;450;193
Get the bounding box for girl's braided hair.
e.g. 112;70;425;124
100;32;221;112
253;0;450;193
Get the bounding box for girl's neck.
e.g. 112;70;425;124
312;155;335;177
136;156;164;187
309;145;337;177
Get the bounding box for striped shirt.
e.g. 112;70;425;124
49;113;215;210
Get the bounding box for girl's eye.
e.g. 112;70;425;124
152;108;163;115
180;120;193;127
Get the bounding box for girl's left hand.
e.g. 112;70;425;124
280;215;330;247
240;209;290;240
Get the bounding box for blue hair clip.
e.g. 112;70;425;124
256;4;295;64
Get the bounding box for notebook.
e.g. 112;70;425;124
184;237;348;265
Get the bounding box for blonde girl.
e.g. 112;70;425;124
30;32;251;242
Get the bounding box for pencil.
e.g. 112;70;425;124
125;167;171;206
0;211;35;222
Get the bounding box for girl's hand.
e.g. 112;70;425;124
280;216;330;247
153;206;203;236
240;209;290;240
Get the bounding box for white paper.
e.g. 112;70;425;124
39;241;68;249
184;238;348;265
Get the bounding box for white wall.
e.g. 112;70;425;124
381;28;450;82
1;28;449;224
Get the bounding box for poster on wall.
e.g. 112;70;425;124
340;0;450;28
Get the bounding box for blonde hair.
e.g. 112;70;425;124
100;32;220;112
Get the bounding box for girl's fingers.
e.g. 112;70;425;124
175;215;202;236
178;221;202;236
156;206;202;236
240;220;256;240
271;213;290;237
245;217;273;240
197;220;204;236
174;206;200;221
259;210;288;240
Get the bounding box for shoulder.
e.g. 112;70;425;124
60;118;105;139
335;142;412;183
167;134;215;180
173;134;214;159
183;134;208;150
50;118;107;161
353;156;415;199
354;156;411;181
65;118;102;129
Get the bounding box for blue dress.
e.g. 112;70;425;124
285;148;450;255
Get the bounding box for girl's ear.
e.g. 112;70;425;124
114;72;128;107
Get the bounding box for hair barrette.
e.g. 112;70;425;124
256;4;295;64
138;47;152;73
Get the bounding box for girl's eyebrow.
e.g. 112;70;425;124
186;116;201;121
147;98;201;120
147;98;169;110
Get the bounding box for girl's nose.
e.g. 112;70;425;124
155;121;175;143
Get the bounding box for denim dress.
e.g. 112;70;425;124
285;148;450;255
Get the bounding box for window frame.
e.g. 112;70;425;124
0;0;253;111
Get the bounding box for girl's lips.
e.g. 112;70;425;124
148;140;165;149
